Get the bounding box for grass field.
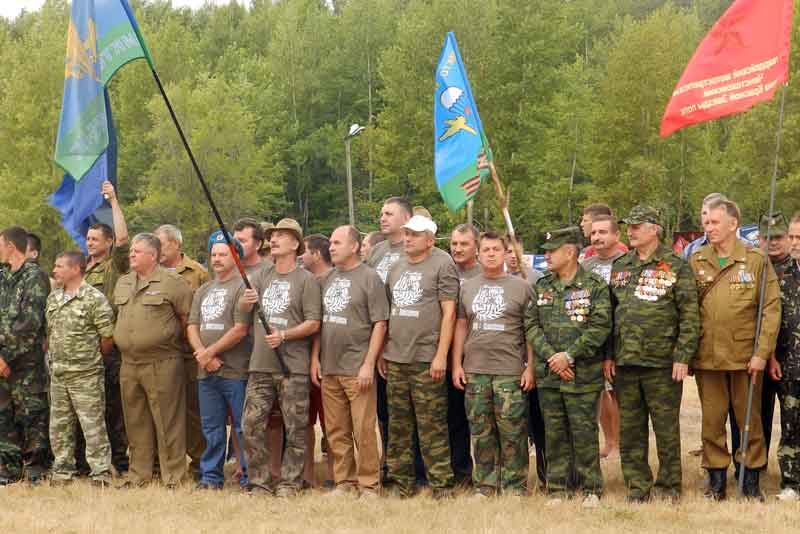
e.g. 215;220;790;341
2;377;797;534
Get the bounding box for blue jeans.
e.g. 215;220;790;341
198;375;247;486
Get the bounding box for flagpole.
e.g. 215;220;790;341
146;66;290;376
488;162;527;280
737;84;787;497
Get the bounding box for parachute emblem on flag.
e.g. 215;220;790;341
65;18;100;82
438;87;477;142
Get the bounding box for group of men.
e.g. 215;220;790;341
1;184;800;505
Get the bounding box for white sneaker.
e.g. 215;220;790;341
777;488;800;502
582;494;600;508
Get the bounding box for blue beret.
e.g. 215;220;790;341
208;230;244;259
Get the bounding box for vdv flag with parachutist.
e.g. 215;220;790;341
52;0;153;249
434;32;490;212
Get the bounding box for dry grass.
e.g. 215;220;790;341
3;378;798;534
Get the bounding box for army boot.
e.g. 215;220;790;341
703;469;726;500
742;469;765;501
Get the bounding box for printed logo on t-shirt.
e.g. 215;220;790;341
592;263;613;283
201;287;227;322
262;280;291;316
392;271;423;308
324;277;351;314
472;284;506;321
376;252;401;283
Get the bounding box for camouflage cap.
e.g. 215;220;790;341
759;212;788;237
265;218;305;254
620;205;662;227
541;226;583;251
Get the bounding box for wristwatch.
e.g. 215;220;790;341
565;353;575;367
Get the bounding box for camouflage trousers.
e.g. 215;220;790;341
538;388;603;496
0;364;50;478
75;350;128;473
50;369;112;480
386;361;453;494
242;372;309;492
464;374;529;495
616;366;682;499
777;379;800;490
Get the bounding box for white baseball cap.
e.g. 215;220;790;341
403;215;437;235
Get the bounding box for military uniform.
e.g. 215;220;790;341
775;256;800;492
171;254;209;477
46;281;115;482
689;239;780;494
83;242;129;472
113;266;193;485
610;207;700;500
525;228;612;497
0;260;51;482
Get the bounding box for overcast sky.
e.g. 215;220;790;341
0;1;244;20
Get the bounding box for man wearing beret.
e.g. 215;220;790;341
187;232;251;490
689;199;780;500
525;226;612;507
607;205;700;502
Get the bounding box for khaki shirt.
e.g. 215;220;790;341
689;240;781;369
113;266;194;362
85;243;130;305
174;254;209;292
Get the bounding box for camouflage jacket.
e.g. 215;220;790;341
46;281;115;375
525;266;612;393
0;260;50;367
775;256;800;380
85;243;129;306
609;244;700;367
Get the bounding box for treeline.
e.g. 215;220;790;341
1;0;799;266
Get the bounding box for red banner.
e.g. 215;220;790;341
660;0;793;137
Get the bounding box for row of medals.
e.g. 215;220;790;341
565;291;590;322
635;269;676;301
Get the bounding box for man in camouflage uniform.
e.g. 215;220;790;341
381;215;459;498
155;224;209;479
0;226;51;485
452;232;534;497
47;251;115;486
607;206;700;502
525;227;611;506
80;180;130;474
770;213;800;501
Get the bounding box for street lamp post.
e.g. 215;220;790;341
345;123;365;226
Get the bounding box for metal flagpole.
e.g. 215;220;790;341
737;84;787;497
146;66;289;376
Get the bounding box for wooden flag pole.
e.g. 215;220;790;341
488;162;527;280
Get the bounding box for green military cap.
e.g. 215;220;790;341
620;205;662;227
759;212;788;237
541;226;583;251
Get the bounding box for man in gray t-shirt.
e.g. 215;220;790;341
317;226;389;495
240;218;321;496
380;215;459;497
579;214;623;459
187;232;251;490
453;232;535;496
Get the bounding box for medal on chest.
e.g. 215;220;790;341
537;291;554;306
611;271;631;288
730;268;754;290
634;262;676;302
565;289;591;322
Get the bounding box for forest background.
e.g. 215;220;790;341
2;0;799;266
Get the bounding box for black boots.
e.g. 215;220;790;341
704;469;727;500
741;468;765;501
